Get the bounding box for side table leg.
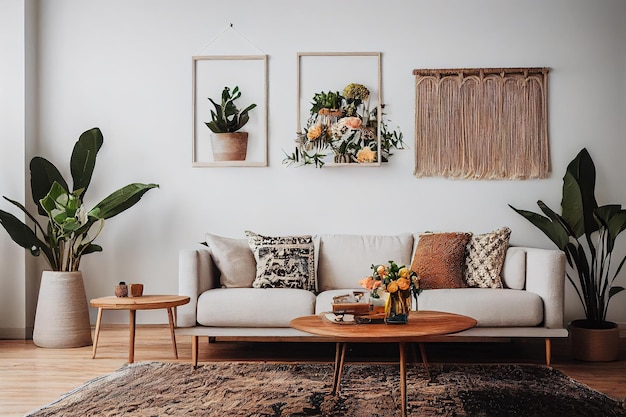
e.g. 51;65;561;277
129;309;136;363
399;342;407;417
92;307;103;359
166;307;178;359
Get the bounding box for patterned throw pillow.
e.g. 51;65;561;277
411;232;472;289
245;231;316;292
464;227;512;288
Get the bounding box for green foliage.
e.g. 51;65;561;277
510;148;626;324
0;127;158;271
205;86;257;133
310;91;342;114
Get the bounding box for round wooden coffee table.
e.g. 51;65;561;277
290;310;477;417
90;295;190;363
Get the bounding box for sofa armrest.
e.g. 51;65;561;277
522;247;566;329
177;245;219;327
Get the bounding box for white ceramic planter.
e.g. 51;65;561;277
33;271;93;348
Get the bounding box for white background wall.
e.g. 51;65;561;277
1;0;625;331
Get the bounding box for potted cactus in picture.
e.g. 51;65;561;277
205;86;257;161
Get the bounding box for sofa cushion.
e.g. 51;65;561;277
501;247;526;289
464;227;511;288
317;234;414;292
411;232;471;289
245;231;316;291
205;233;256;288
197;288;316;327
418;288;543;327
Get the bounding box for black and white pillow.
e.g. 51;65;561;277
245;231;316;292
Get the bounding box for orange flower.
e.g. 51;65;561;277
397;277;410;291
372;280;382;289
359;276;374;290
344;116;362;129
386;281;399;293
356;146;376;163
307;124;322;140
376;265;386;276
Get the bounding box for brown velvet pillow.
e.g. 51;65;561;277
411;232;472;289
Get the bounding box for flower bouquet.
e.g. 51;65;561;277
360;261;422;324
283;83;405;168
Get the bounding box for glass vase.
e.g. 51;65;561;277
385;290;411;324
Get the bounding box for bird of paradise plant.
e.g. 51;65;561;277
0;127;158;272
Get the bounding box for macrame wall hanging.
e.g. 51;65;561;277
413;68;550;179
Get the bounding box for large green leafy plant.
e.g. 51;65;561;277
0;127;158;272
510;148;626;327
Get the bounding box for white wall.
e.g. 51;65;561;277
2;0;625;329
0;0;33;338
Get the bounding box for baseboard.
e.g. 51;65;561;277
0;327;30;340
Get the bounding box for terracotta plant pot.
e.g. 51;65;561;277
568;320;620;362
211;132;248;161
129;283;144;297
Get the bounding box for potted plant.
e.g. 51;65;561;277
510;148;625;361
205;86;257;161
0;127;158;348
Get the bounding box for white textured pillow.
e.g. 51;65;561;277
205;233;257;288
464;227;511;288
245;231;316;292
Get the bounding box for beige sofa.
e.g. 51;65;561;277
176;233;567;364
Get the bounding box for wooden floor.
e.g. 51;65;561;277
1;325;625;416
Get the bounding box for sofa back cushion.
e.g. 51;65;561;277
501;246;526;289
316;234;414;291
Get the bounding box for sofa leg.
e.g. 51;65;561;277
545;338;551;367
208;337;216;343
192;335;198;368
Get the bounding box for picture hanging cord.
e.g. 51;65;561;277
195;23;266;55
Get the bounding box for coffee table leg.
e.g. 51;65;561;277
92;307;103;359
129;309;136;363
399;342;407;417
332;342;347;395
418;343;431;381
166;307;178;359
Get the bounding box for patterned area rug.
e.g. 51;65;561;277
26;362;626;416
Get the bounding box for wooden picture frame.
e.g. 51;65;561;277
297;52;382;166
192;55;268;167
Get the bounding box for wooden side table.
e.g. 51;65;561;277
90;295;190;363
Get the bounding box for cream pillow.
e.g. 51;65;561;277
205;233;256;288
464;227;511;288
